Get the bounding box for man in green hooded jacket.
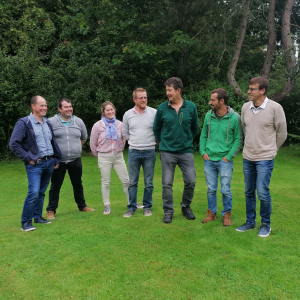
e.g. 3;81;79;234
200;88;243;226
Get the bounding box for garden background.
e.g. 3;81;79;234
0;0;300;157
0;1;300;298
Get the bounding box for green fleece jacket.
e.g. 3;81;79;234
153;98;199;153
200;106;243;161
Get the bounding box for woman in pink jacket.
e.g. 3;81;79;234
90;101;129;215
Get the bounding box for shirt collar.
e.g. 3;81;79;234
249;97;269;109
168;97;185;107
133;106;147;114
59;114;73;123
29;112;45;124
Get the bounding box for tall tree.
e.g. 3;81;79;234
262;0;276;78
272;0;298;101
227;0;251;97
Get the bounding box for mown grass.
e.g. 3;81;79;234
0;147;299;300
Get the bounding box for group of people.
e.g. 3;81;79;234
9;76;287;238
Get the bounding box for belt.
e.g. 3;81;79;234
40;156;53;160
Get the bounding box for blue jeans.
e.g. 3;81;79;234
243;159;274;225
22;159;54;223
204;159;233;216
160;152;196;213
127;149;156;210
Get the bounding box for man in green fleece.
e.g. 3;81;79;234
153;77;199;223
200;89;243;226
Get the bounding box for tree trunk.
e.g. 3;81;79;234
271;0;298;102
262;0;276;78
227;0;251;96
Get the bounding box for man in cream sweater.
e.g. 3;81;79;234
236;77;287;237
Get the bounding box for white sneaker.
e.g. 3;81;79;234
103;205;111;215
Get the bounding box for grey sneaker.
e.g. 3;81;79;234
181;206;195;220
136;203;144;209
123;209;135;218
236;222;256;232
258;223;271;238
143;208;152;216
163;213;173;223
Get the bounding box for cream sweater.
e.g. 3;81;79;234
241;98;287;161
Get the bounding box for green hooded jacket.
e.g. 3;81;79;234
199;107;243;161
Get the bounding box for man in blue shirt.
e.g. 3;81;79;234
9;95;61;232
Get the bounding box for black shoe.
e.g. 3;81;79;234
163;213;173;223
181;206;195;220
21;221;36;232
34;217;51;224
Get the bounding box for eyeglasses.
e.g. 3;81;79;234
137;97;147;100
248;88;261;91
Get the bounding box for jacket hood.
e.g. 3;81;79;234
210;106;234;117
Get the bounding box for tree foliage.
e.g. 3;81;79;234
0;0;299;157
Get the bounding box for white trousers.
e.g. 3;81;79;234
98;151;130;206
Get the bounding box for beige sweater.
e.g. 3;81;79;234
241;98;287;161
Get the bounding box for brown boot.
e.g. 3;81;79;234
46;211;55;219
202;209;217;223
80;206;94;212
223;211;232;226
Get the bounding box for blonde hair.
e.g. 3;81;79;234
132;88;146;98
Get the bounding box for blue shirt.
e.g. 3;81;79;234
29;113;54;157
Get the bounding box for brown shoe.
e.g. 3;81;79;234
223;211;232;226
46;211;55;219
80;206;94;212
202;209;217;223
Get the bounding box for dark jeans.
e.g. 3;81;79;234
160;152;196;213
243;159;274;225
47;157;87;212
22;158;54;223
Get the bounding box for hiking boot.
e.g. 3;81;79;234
236;222;256;232
80;206;94;212
46;211;55;219
136;203;144;209
163;213;173;223
202;209;217;223
103;205;111;215
258;223;271;238
143;208;152;216
123;209;135;218
21;221;36;232
223;211;232;226
182;206;195;220
34;217;51;224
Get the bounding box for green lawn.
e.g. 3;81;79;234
0;147;299;300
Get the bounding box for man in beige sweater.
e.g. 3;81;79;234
236;77;287;238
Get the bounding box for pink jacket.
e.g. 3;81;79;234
90;120;126;157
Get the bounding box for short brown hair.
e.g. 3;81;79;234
210;88;229;105
133;88;146;98
101;101;116;117
164;77;183;91
31;95;40;105
249;77;268;95
58;98;72;108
